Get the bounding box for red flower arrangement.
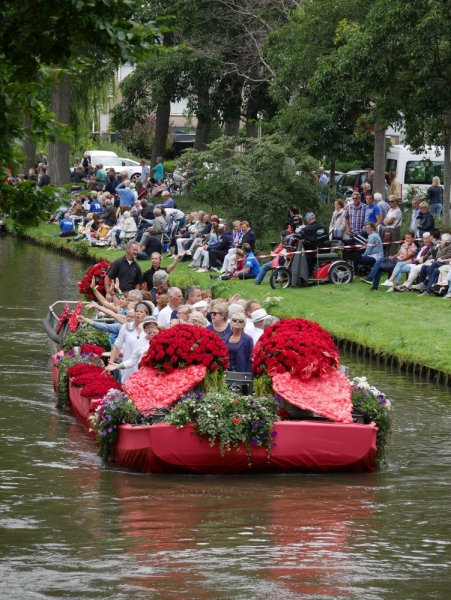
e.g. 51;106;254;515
77;260;111;300
72;372;116;387
124;364;207;411
252;318;339;380
80;377;122;399
68;301;83;333
81;344;105;356
56;304;71;334
67;364;104;378
141;324;229;374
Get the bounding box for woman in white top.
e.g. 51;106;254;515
329;198;346;239
108;302;152;382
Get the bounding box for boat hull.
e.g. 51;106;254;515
66;378;378;475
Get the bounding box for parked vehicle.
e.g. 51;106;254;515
73;151;141;181
336;170;366;198
118;158;141;182
386;144;445;198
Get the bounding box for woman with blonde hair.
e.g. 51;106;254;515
427;175;443;218
188;310;208;327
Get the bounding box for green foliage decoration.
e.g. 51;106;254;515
58;328;110;352
54;353;104;409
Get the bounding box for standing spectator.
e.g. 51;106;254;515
387;171;402;199
329;199;346;238
104;241;143;300
73;157;81;169
363;193;382;227
37;166;50;187
410;198;421;233
384;196;403;255
142;252;179;291
140;159;150;185
206;303;232;341
152;156;164;181
82;152;89;173
157;287;184;327
427;176;443;218
417;201;435;238
374;192;390;219
344;192;367;235
39;151;48;166
363;168;373;192
116;180;135;207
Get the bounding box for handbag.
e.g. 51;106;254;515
383;228;393;244
380;256;398;271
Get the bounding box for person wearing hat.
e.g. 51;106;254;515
192;300;209;318
298;212;329;276
250;308;269;344
104;316;160;379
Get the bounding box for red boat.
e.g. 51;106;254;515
53;355;378;475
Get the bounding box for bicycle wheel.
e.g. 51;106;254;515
270;267;292;289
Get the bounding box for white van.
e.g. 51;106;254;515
386;144;444;198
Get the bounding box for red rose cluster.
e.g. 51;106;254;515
56;304;71;334
68;301;83;333
77;260;111;300
79;377;122;399
80;344;105;356
252;318;339;380
141;324;229;374
67;364;104;378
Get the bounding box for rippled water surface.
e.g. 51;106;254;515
0;236;450;599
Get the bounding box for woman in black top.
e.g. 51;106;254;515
427;176;443;218
417;201;435;237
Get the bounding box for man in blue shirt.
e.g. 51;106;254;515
90;197;103;214
229;243;260;280
363;193;382;228
59;213;74;236
152;157;164;181
116;180;135;207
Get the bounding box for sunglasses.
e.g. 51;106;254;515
211;311;222;316
389;200;396;203
232;319;244;323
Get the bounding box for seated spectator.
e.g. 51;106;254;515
414;233;451;296
104;173;118;195
297;212;330;276
101;199;117;226
114;210;137;249
70;167;85;187
286;204;302;232
254;230;289;285
225;312;254;372
90;194;103;214
387;232;433;290
239;221;256;252
59;212;75;237
221;243;260;280
70;199;83;217
394;230;440;292
206;303;232;341
353;222;384;273
130;182;138;201
116;180;135;207
417;201;435;238
250;308;269;344
220;220;243;272
361;231;418;291
207;226;233;271
37;166;50;187
210;249;245;280
136;228;163;261
157;190;175;209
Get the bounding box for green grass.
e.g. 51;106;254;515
10;220;451;378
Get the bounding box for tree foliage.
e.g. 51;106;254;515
182;135;318;235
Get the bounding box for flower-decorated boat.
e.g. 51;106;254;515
50;318;392;475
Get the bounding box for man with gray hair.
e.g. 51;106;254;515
116;179;135;208
185;285;202;305
157;286;184;326
374;192;390;219
101;198;117;226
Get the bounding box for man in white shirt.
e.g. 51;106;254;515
244;299;261;336
157;287;184;326
250;308;269;344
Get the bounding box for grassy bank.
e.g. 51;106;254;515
8;220;451;381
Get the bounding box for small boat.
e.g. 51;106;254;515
52;354;379;475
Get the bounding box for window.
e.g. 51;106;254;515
386;158;397;173
404;160;443;185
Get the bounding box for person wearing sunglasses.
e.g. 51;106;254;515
206;303;231;341
225;311;253;373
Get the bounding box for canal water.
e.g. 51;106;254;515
0;235;450;600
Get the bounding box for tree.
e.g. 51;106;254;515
182;135;318;235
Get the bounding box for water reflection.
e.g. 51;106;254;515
0;236;450;599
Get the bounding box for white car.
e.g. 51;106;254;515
118;158;142;182
72;151;142;181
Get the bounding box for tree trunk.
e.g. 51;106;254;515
194;89;212;151
443;133;451;227
224;119;240;137
328;159;336;205
245;93;259;138
48;72;71;187
373;119;386;197
20;117;37;176
151;99;171;166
